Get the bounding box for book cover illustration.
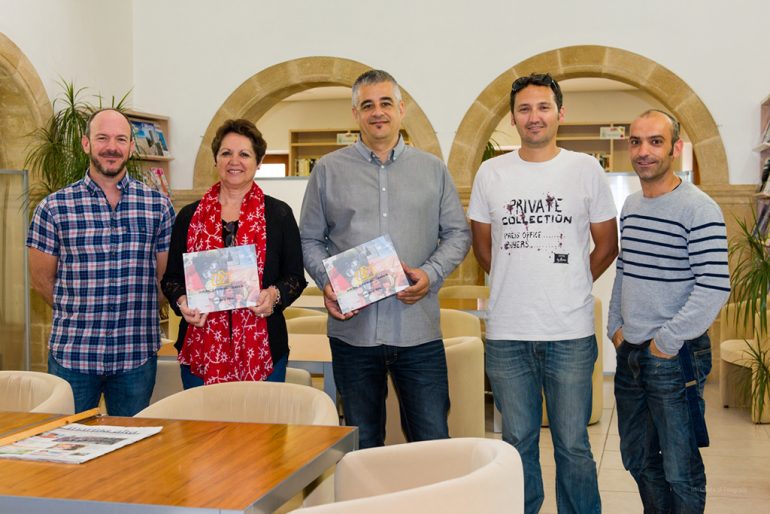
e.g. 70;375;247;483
323;235;409;314
183;245;260;314
143;167;170;197
130;120;168;157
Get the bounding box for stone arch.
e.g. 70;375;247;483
0;32;52;171
448;45;728;190
193;56;442;188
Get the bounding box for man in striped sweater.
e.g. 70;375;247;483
608;110;730;513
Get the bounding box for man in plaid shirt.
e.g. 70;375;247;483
27;109;175;416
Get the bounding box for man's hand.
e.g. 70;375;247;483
177;295;208;328
650;339;676;359
396;263;430;305
323;283;357;321
612;328;624;349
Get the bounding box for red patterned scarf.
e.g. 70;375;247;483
179;181;273;384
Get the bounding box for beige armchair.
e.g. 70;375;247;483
0;370;74;414
385;336;485;444
287;315;328;335
438;285;489;311
136;381;338;425
439;308;482;339
285;307;326;320
289;438;524;514
719;304;770;422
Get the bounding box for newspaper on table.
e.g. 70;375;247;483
183;244;261;314
0;423;162;464
322;235;409;314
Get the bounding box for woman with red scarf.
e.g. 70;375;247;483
162;119;306;387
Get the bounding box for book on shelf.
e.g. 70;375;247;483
183;245;261;314
322;235;409;314
144;167;170;197
762;117;770;146
130;120;170;158
0;423;162;464
759;158;770;194
295;158;317;176
588;152;610;171
754;201;770;240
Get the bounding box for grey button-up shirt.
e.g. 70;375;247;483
300;137;471;347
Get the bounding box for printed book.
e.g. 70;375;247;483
323;235;409;314
144;167;170;197
183;245;260;313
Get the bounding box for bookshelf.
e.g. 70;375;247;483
289;129;358;176
125;110;172;196
754;95;770;237
556;122;631;172
288;128;410;176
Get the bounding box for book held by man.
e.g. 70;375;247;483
183;245;261;313
323;235;409;314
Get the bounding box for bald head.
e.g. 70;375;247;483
635;110;680;145
85;109;133;140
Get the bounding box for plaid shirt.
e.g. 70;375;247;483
27;171;175;374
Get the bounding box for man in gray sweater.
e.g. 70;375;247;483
608;110;730;513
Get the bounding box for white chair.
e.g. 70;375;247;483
0;370;74;414
719;306;770;422
438;285;489;311
285;307;326;320
286;367;313;387
289;438;524;514
439;308;482;339
385;336;485;444
136;380;338;425
287;315;328;335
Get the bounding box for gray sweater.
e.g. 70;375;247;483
607;181;730;354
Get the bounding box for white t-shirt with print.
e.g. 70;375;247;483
468;149;617;341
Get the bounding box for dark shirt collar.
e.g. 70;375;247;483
354;135;406;164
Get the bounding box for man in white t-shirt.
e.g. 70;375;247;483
468;73;618;514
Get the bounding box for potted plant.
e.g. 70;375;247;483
728;211;770;423
24;80;139;209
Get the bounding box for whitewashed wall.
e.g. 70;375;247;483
3;0;767;187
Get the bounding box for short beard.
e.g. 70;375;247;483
90;153;129;178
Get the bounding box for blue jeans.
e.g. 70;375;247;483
486;335;600;514
47;352;157;416
329;338;449;449
180;354;288;389
615;334;711;514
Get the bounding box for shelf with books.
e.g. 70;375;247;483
288;128;410;176
125;110;173;197
289;129;359;176
753;96;770;239
555;122;631;172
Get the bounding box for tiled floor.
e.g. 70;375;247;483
484;377;770;513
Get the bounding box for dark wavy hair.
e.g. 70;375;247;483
211;119;267;163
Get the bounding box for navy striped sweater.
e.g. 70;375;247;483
607;181;730;354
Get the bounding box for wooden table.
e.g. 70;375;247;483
0;412;357;513
288;333;335;402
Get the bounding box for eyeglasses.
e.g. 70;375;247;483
511;73;556;94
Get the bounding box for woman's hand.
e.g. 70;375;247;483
248;286;280;319
177;295;208;328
